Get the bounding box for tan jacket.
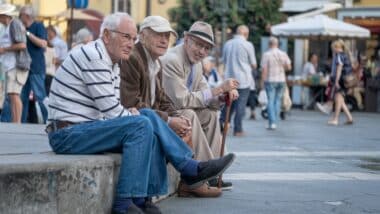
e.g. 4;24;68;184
119;42;178;121
161;44;220;110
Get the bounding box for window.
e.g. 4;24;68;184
113;0;131;14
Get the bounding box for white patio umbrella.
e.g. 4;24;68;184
57;9;100;21
271;15;370;39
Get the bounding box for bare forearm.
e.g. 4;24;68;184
27;32;47;48
336;65;342;83
3;43;26;52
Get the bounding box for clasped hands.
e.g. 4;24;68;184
218;78;239;102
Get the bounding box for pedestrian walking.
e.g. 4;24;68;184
220;25;257;136
0;3;30;123
327;39;354;126
260;37;291;130
19;5;48;123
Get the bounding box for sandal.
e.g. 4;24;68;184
327;120;338;126
344;120;354;125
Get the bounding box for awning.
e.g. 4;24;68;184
280;0;339;13
57;9;100;21
271;15;371;39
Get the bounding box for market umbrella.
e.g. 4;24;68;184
271;15;370;39
57;9;100;21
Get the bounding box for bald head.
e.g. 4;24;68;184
269;36;278;48
236;25;249;39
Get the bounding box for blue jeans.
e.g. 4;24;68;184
48;108;193;198
21;73;48;123
220;88;250;133
265;82;285;126
0;96;11;122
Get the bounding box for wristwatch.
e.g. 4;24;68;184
26;31;30;37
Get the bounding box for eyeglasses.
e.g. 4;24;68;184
109;29;136;43
189;37;212;52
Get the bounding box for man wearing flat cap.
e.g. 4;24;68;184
120;16;222;197
161;21;239;190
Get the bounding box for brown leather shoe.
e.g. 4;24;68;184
177;180;222;198
233;131;245;137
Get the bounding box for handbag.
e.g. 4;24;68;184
344;73;358;88
15;49;32;71
282;85;292;111
258;89;268;105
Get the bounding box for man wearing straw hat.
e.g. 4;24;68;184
0;3;29;123
161;21;239;190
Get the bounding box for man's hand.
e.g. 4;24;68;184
220;78;239;92
128;107;140;115
0;47;5;54
229;89;239;102
169;116;192;138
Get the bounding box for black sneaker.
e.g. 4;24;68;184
141;200;162;214
181;153;235;189
112;204;144;214
208;178;233;191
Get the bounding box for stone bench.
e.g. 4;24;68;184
0;123;179;214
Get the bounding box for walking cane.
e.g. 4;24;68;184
218;92;232;188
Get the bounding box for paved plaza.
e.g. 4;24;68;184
0;109;379;213
159;109;380;214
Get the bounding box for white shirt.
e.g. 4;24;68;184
143;47;160;106
48;39;131;123
222;35;257;89
302;62;316;78
50;36;68;62
0;24;16;72
261;47;291;82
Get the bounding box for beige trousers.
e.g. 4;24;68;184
177;108;222;161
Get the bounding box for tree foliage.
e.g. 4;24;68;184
168;0;285;50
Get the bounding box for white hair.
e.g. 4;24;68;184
75;28;93;44
100;12;131;37
269;36;278;46
20;5;36;19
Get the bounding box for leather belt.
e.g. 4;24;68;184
45;120;76;133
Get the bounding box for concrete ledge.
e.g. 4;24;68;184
0;123;179;214
0;153;117;214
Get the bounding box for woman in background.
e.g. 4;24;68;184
327;39;353;125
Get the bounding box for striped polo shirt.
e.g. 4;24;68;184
48;38;131;123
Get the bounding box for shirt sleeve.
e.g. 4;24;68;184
55;40;68;61
283;52;291;65
337;53;343;65
248;43;257;66
261;53;269;70
36;23;48;41
10;19;26;43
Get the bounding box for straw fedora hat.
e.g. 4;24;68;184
0;3;16;17
184;21;214;46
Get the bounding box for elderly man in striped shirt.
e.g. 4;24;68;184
46;12;235;214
